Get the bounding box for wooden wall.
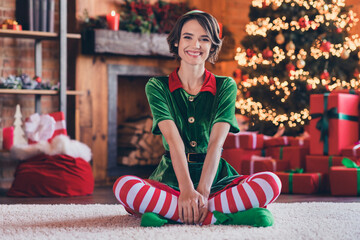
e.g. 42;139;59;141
75;0;360;184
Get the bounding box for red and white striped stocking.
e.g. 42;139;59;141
113;171;281;225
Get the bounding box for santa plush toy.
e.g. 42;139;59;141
7;112;94;197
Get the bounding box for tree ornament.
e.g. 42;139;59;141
242;74;249;82
306;84;313;91
298;17;309;28
245;91;251;98
275;32;285;45
320;40;331;52
286;63;295;76
296;59;306;69
262;0;268;8
353;69;360;78
246;49;255;58
233;69;242;84
285;41;295;51
340;49;350;60
269;78;275;85
336;27;343;33
271;3;279;11
262;48;273;60
320;70;330;80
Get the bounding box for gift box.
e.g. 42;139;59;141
25;112;67;144
309;93;359;156
306;155;344;174
289;137;310;149
276;171;322;194
2;24;22;30
222;148;262;173
241;155;289;175
265;146;308;170
223;132;264;150
329;158;360;196
263;136;291;148
341;144;360;158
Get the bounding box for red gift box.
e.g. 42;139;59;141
263;136;291;148
25;112;67;144
309;93;359;155
276;171;322;194
330;166;360;196
222;148;262;173
289;137;310;149
223;132;264;150
306;155;344;174
265;146;307;170
341;144;360;157
241;156;289;175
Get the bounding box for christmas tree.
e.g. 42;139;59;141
13;104;27;146
234;0;360;136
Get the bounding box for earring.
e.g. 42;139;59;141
174;43;178;47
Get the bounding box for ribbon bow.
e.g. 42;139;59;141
342;158;360;168
25;113;56;142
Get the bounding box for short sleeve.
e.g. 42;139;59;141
213;77;240;133
145;78;174;135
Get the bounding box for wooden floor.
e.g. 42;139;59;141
0;186;359;204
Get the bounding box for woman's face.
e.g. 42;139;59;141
178;19;212;66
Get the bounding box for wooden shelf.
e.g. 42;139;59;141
0;29;81;40
0;89;83;95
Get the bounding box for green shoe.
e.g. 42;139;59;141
140;212;168;227
213;208;274;227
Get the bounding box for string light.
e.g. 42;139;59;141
236;0;360;128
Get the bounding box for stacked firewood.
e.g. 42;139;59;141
117;116;164;166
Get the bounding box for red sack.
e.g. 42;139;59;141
7;154;94;197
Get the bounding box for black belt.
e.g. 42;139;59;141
164;151;206;163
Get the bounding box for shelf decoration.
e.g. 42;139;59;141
0;73;59;90
80;0;191;56
2;19;22;30
106;10;120;31
3;126;14;150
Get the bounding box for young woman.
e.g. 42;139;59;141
113;10;281;227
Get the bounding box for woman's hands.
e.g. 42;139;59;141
178;188;209;225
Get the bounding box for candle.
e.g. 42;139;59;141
3;126;14;150
218;22;223;39
106;10;120;31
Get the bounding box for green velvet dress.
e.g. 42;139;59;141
145;69;241;194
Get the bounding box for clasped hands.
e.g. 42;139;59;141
178;188;209;225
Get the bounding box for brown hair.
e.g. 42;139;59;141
167;10;222;64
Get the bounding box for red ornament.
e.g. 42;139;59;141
320;41;331;52
246;49;255;58
233;69;242;84
320;70;330;80
325;85;330;91
242;74;249;82
262;48;273;60
353;69;360;78
286;62;295;72
269;78;275;85
298;17;309;28
336;28;343;33
306;84;313;91
245;91;251;98
262;0;268;8
34;76;42;83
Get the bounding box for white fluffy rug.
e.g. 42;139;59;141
1;202;360;240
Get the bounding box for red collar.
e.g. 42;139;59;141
168;68;216;95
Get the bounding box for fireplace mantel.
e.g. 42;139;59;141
81;29;173;57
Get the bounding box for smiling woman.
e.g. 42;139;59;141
112;10;281;227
